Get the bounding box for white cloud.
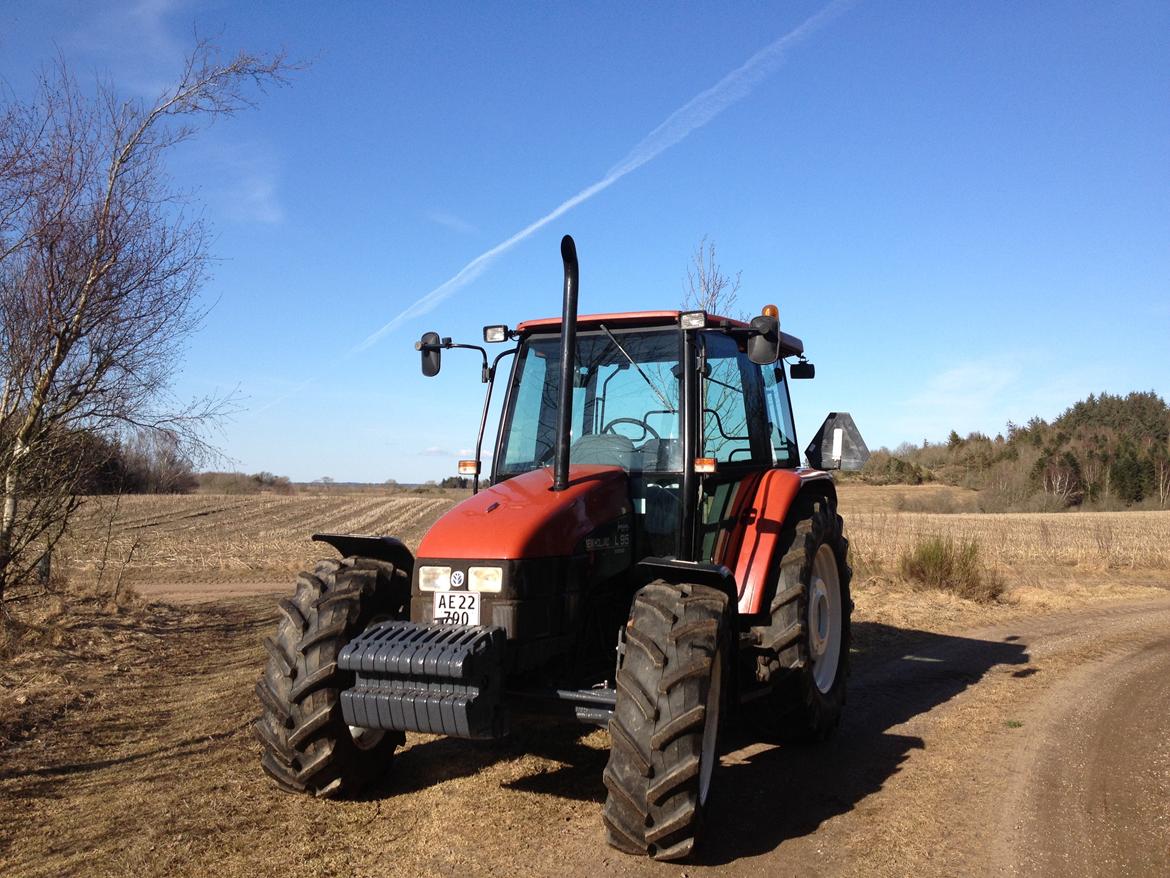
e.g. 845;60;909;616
890;352;1125;444
65;0;187;96
426;211;479;236
419;446;451;457
894;359;1019;441
61;2;286;226
190;141;285;225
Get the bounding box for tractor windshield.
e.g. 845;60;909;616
496;328;682;477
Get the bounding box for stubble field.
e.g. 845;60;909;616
57;483;1170;591
59;489;465;585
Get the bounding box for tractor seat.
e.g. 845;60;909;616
571;434;636;469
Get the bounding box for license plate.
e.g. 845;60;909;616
433;591;480;626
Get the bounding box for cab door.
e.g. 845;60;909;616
694;332;774;566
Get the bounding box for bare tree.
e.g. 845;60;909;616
682;235;743;319
1154;441;1170;509
681;237;753;459
0;43;292;612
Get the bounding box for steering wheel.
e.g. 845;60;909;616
602;417;661;442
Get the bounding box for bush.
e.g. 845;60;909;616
861;450;926;485
899;536;1005;603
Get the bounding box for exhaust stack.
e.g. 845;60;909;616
553;235;578;492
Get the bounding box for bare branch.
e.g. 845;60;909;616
682;235;744;320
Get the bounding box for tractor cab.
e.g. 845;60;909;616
493;313;805;563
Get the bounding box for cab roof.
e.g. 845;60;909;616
515;310;805;357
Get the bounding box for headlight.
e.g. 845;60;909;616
418;565;452;591
469;566;503;593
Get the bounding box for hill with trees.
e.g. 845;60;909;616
859;391;1170;511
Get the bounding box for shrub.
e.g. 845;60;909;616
861;450;926;485
899;536;1005;603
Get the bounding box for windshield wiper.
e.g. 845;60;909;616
598;324;676;413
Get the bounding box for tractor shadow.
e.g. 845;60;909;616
372;720;609;802
695;621;1031;865
372;619;1032;865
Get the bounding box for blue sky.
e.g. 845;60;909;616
2;1;1167;482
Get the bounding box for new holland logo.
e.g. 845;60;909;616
450;570;466;588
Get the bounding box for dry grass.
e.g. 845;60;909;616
836;483;980;515
59;489;466;584
837;485;1170;592
0;592;178;750
846;509;1170;576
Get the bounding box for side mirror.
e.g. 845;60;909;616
790;360;815;379
746;315;780;365
417;331;441;377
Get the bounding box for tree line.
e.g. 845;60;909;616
860;391;1170;511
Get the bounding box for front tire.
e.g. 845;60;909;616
254;556;408;797
602;581;730;862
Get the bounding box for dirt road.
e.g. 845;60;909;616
1;590;1167;877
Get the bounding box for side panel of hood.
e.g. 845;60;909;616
417;465;629;559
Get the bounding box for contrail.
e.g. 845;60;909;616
352;0;852;353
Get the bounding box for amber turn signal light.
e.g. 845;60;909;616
694;458;717;473
458;460;480;476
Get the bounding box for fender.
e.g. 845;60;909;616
311;533;415;577
635;556;738;613
719;469;837;616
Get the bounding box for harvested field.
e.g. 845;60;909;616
60;490;465;583
57;485;1170;592
836;482;980;514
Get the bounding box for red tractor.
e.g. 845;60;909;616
256;236;851;861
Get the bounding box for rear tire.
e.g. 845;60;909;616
602;581;730;862
752;498;852;742
254;556;409;797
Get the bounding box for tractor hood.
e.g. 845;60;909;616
416;465;629;560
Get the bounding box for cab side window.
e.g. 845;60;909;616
761;364;799;467
701;333;769;464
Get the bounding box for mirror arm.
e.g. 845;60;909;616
443;341;491;382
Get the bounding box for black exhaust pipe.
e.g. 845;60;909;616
553;235;578;492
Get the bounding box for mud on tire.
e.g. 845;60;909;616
254;556;409;797
751;497;853;742
602;581;730;862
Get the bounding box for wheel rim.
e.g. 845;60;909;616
348;724;386;751
697;648;723;806
808;543;843;694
